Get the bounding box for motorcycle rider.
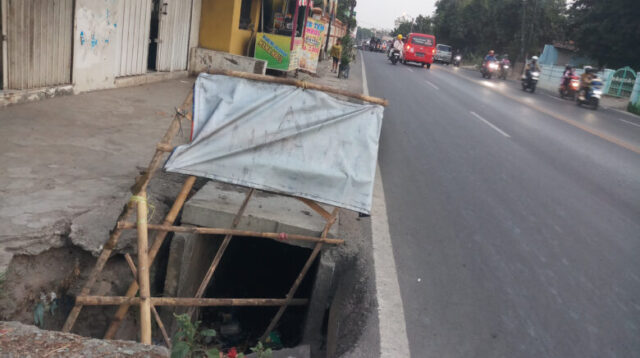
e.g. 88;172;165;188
524;56;541;82
393;35;404;52
483;50;497;70
561;64;575;91
578;66;596;101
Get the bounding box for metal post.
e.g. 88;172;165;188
291;0;300;50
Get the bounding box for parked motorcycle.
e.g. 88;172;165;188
576;76;603;109
499;60;510;80
453;55;462;67
389;49;401;65
559;75;580;100
521;70;540;92
481;60;499;79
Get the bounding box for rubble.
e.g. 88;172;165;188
0;321;169;357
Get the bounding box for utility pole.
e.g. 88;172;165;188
519;0;526;62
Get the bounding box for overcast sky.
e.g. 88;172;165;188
355;0;438;30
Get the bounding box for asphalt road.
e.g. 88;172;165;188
362;51;640;357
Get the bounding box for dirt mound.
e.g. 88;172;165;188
0;321;168;357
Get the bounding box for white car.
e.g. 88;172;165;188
434;44;453;65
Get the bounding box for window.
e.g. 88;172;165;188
437;45;451;52
411;36;433;47
239;0;252;29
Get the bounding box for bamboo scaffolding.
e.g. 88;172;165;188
187;188;255;318
116;222;345;245
135;192;152;345
123;253;172;349
209;69;389;106
76;296;309;306
104;176;197;339
261;208;340;341
62;92;193;333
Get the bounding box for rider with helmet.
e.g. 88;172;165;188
579;66;596;101
393;34;404;52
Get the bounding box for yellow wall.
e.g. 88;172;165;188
199;0;261;56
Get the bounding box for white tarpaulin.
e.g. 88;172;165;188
164;73;384;213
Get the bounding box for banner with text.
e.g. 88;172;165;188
299;19;327;73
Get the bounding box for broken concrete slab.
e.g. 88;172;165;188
182;181;338;249
0;78;194;272
0;321;169;357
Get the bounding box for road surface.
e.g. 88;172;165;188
362;51;640;357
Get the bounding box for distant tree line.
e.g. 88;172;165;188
380;0;639;68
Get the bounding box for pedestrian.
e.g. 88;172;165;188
330;39;342;73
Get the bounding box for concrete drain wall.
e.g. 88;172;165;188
162;181;338;349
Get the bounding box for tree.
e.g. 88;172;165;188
569;0;640;69
356;27;374;41
431;0;567;60
337;0;357;33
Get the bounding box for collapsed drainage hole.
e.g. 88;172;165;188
200;236;319;348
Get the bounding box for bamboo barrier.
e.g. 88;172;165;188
261;208;339;341
135;192;152;345
116;222;345;245
76;296;309;306
187;188;255;318
208;69;389;106
104;176;197;340
62;91;193;334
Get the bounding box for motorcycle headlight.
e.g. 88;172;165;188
489;63;498;69
532;71;540;77
455;56;461;60
593;89;602;95
504;65;509;69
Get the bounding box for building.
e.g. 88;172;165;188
1;0;201;104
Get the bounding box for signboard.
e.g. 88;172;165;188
255;33;292;71
289;37;303;71
299;19;327;73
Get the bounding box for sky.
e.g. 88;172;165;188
355;0;438;30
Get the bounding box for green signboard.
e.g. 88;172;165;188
255;33;292;71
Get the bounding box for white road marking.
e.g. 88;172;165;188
425;80;439;90
361;51;412;358
407;68;415;73
616;117;640;128
546;94;564;101
470;111;511;138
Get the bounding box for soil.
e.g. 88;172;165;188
0;246;139;341
0;321;168;357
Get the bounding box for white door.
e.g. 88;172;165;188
156;0;192;72
116;0;152;77
5;0;73;89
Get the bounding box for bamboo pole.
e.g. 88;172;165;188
123;253;172;349
76;296;309;307
104;176;197;339
296;197;333;221
63;91;193;333
116;222;344;245
261;207;339;341
136;192;152;345
208;69;389;106
187;188;255;318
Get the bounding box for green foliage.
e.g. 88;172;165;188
431;0;567;60
392;15;433;37
568;0;640;69
356;27;373;42
340;34;355;66
250;342;272;358
628;102;640;116
170;313;270;358
336;0;357;31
